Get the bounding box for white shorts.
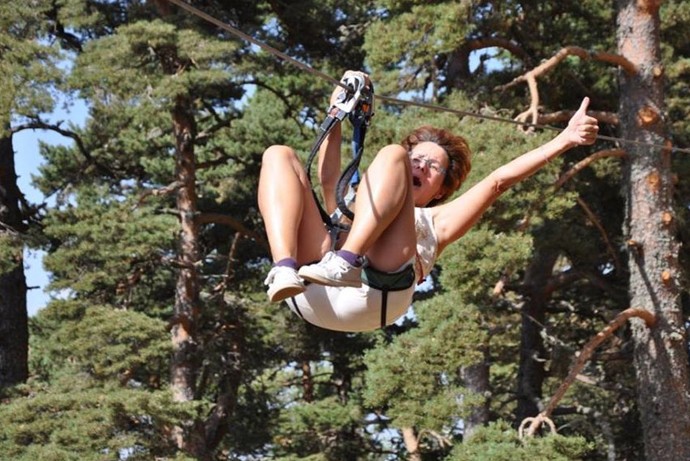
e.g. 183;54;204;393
285;263;417;332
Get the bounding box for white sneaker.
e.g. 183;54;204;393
298;252;362;287
264;266;305;303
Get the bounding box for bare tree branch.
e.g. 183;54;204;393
519;307;656;438
498;46;637;94
12;119;115;176
463;37;532;64
495;46;637;131
537;109;619;126
134;181;184;208
576;196;622;273
195;212;267;250
554;148;626;190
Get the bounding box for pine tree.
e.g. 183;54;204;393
0;0;62;388
617;1;690;459
11;0;380;458
2;0;688;459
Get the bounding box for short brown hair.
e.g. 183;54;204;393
400;126;472;206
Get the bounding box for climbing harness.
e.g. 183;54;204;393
303;76;418;329
362;263;416;328
304;73;374;245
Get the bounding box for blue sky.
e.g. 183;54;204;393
15;101;87;316
16;129;52;317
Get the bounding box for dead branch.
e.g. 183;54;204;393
418;428;453;448
134;181;184;208
537;109;619;127
514;73;541;130
576;196;622;273
463;37;532;63
195;212;267;250
496;46;636;131
519;307;656;438
551;148;626;271
401;427;422;461
554;148;626;190
212;231;243;293
498;46;637;93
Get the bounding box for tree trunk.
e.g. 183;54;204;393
401;427;422;461
202;316;243;454
169;94;203;455
148;1;201;411
144;0;200;409
170;94;200;402
0;134;28;388
460;351;490;439
515;247;557;423
617;1;690;460
149;3;237;457
301;358;314;402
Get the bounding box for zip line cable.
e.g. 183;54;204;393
163;0;690;155
162;0;346;90
375;94;686;153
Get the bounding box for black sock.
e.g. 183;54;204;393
336;250;364;267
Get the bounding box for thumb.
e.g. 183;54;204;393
576;97;590;115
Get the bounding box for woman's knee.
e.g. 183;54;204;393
260;145;310;188
363;145;409;183
262;144;299;164
371;144;409;168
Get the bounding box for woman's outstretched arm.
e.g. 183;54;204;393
432;97;599;254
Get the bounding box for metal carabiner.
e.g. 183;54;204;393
328;74;369;121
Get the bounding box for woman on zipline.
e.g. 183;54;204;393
258;71;599;332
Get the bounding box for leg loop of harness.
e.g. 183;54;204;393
380;291;389;329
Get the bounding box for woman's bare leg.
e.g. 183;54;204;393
340;145;417;272
299;144;417;287
258;145;330;264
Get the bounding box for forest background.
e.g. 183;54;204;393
1;0;689;460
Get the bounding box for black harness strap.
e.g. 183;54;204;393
305;114;343;226
305;75;374;229
380;291;389;329
335;90;372;221
288;296;305;321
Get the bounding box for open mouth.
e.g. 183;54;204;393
412;176;422;187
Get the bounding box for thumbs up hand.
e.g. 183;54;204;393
563;97;599;146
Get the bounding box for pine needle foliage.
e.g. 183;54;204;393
1;0;688;459
448;421;592;461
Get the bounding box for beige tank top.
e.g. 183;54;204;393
414;207;438;281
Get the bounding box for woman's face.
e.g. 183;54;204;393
409;141;449;206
